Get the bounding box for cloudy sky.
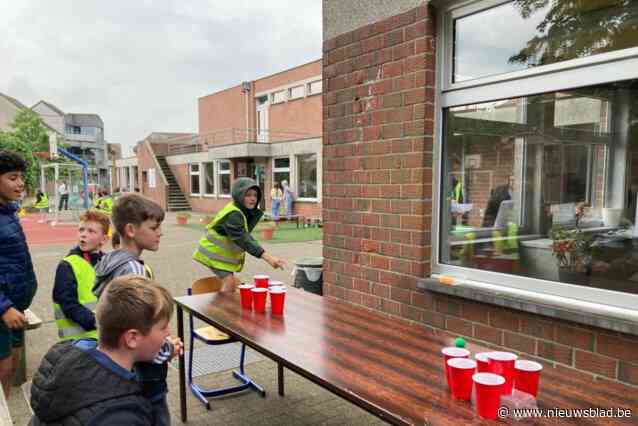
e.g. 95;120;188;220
0;1;322;154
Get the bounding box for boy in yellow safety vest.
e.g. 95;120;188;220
52;210;110;341
194;177;286;292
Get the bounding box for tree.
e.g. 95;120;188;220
0;109;53;190
509;0;638;67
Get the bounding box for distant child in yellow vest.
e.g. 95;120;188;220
52;210;110;341
193;177;286;292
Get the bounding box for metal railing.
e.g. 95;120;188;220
167;128;316;156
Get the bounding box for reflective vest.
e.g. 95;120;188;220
492;222;519;255
53;255;98;341
96;196;113;215
193;202;247;273
34;194;49;210
453;182;463;203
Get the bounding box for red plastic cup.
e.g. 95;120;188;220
238;284;254;309
488;352;518;395
442;347;470;390
254;275;269;288
447;358;476;400
269;287;286;315
473;373;505;420
514;360;542;397
474;352;492;373
268;280;284;288
251;288;268;313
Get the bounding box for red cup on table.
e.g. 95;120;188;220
514;360;542;397
238;284;254;309
251;287;268;313
473;373;505;420
441;347;470;390
269;287;286;315
488;352;518;395
447;358;476;401
254;275;269;288
474;352;492;373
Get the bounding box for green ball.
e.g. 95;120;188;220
454;337;465;348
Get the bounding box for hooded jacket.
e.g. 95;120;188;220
92;249;150;298
0;202;37;315
213;177;265;258
29;339;152;426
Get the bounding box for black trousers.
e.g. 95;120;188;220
58;194;69;210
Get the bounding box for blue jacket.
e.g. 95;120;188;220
0;202;38;315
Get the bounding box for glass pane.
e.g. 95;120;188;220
289;85;305;99
453;0;638;82
274;171;290;188
190;174;200;194
274;158;290;169
204;162;214;194
440;79;638;295
220;174;231;195
297;154;317;198
190;163;199;172
219;161;230;171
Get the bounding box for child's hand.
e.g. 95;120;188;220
263;253;286;270
169;337;184;359
2;308;27;329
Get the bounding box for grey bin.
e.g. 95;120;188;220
294;257;323;295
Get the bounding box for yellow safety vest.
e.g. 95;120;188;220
96;196;113;215
53;255;99;341
34;194;49;209
193;202;248;273
492;222;519;255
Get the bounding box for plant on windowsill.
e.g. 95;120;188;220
176;212;191;225
549;203;598;285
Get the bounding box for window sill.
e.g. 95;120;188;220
417;275;638;336
295;198;319;203
189;194;201;198
203;194;215;198
218;194;231;198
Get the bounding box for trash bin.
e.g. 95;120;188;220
294;257;323;295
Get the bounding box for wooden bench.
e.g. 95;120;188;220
303;216;323;227
264;214;302;228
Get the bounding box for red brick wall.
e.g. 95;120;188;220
322;3;637;388
136;143;167;211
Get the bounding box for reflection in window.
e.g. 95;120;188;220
273;157;290;190
189;163;200;195
441;79;638;295
204;162;214;195
453;0;638;82
218;160;230;195
297;154;317;198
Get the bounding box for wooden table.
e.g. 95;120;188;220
175;289;637;425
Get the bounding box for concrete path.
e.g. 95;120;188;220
10;212;387;425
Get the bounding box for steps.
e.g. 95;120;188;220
156;156;191;212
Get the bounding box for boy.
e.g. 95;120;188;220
30;275;174;425
52;210;110;341
194;177;286;292
0;151;38;398
93;193;179;426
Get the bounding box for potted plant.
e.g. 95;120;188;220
176;212;191;225
258;220;276;240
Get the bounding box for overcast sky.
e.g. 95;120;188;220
0;1;322;154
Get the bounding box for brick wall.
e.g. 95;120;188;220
322;3;637;388
136;143;167;211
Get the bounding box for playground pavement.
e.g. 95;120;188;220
10;212;388;425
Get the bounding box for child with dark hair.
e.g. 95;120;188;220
0;150;37;397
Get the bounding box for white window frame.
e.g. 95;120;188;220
148;168;156;189
217;160;231;197
288;85;305;100
189;163;201;196
295;153;319;202
272;156;291;190
307;80;322;96
271;90;287;104
432;0;638;312
202;161;215;197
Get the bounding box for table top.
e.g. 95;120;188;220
175;289;637;425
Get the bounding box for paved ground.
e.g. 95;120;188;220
9;212;388;425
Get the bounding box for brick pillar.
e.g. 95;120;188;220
323;4;435;318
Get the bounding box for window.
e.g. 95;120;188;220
308;80;322;95
189;163;200;195
289;85;305;100
148;168;156;188
271;90;286;104
272;157;290;189
203;162;215;195
297;154;317;199
452;1;638;83
435;0;638;311
65;125;81;134
218;160;231;195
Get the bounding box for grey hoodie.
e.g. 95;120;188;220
92;249;150;297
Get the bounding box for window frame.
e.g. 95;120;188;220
189;163;201;196
272;156;291;195
202;161;215;197
288;85;305;100
307;80;322;96
295;153;319;202
432;0;638;312
217;160;231;197
271;90;287;104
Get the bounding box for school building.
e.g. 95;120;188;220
113;60;323;219
322;0;638;389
